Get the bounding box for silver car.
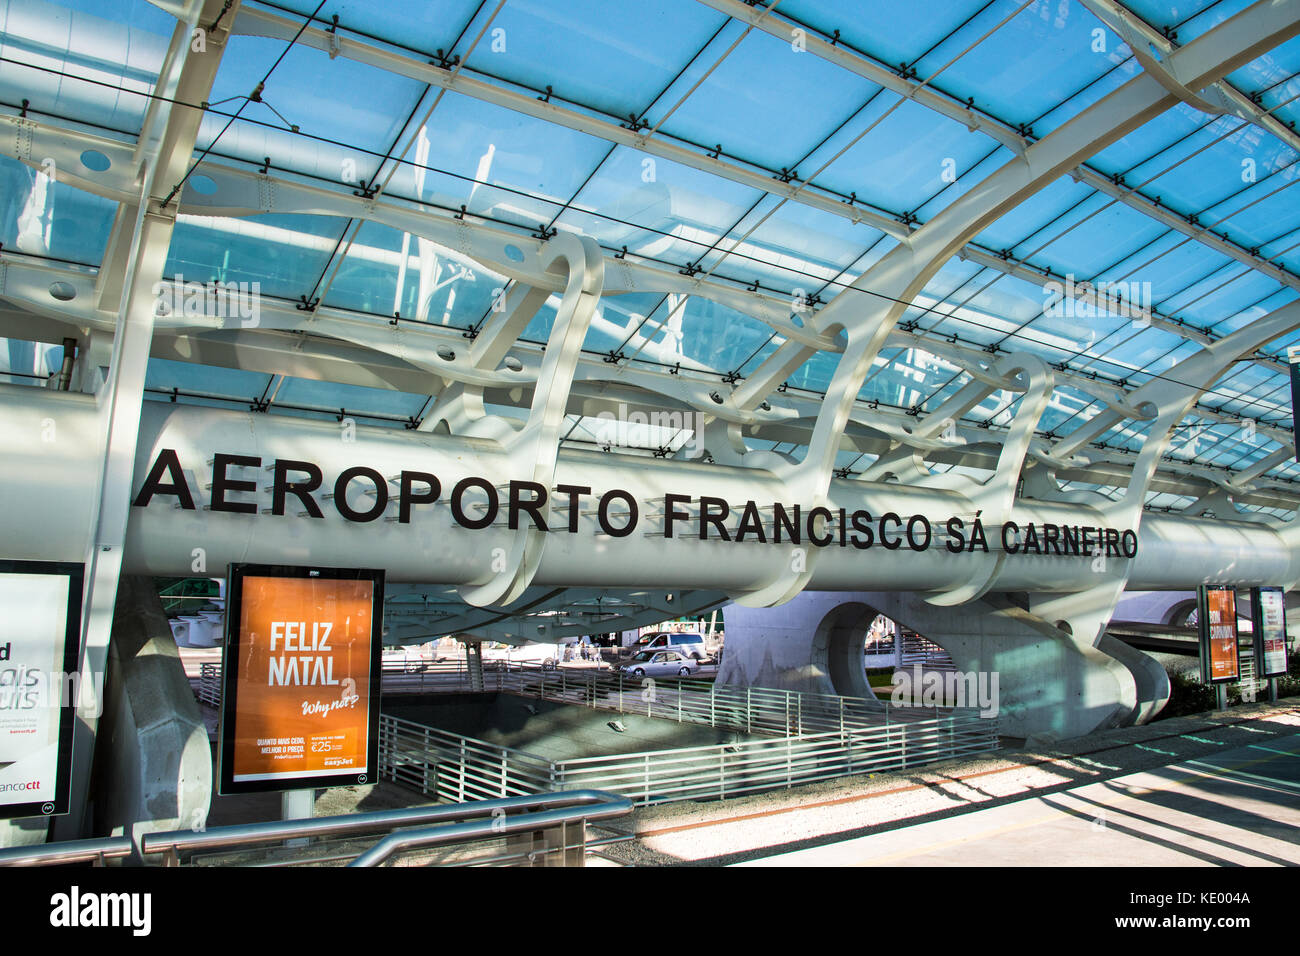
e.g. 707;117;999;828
618;650;697;678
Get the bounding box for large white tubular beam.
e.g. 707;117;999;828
1;389;1292;598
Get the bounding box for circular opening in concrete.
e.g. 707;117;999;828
437;345;455;362
809;605;961;703
79;149;111;172
811;603;875;700
870;614;958;705
48;281;76;301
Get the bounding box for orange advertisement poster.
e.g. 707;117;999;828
1204;587;1239;682
220;568;382;792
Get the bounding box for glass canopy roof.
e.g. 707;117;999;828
1;0;1298;515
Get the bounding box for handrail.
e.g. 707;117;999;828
348;791;632;867
0;836;135;867
141;789;628;865
383;712;553;766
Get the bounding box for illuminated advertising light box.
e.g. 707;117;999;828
0;560;82;820
1251;586;1290;679
1198;586;1240;684
218;564;384;795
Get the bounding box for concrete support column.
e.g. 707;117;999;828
90;576;211;854
719;590;1153;740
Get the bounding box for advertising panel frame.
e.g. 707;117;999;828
1250;586;1290;679
218;563;384;796
0;559;83;821
1198;585;1241;684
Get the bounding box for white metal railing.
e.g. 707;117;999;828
491;663;969;738
378;686;997;807
197;661;221;708
553;714;994;804
380;713;555;804
898;632;957;672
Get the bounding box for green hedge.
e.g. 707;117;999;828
1158;650;1299;719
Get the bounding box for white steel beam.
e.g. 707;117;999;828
60;0;238;839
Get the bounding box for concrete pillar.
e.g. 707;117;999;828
719;590;1162;741
90;576;211;855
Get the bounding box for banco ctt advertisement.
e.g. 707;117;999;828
1198;585;1241;684
0;561;82;820
218;564;384;795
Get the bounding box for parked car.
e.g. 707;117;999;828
618;650;698;678
499;642;564;669
632;631;708;661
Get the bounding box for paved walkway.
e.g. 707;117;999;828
601;700;1300;866
738;733;1300;866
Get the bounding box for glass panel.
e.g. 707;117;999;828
0;155;116;264
1089;104;1208;179
200;36;428;170
815;97;1002;216
644;27;881;173
0;0;169;133
145;357;272;399
1105;231;1234;301
1039;384;1101;436
911;0;1126;127
778;0;989;73
1117;114;1273;216
165;213;350;302
1120;0;1224;33
555;145;765;264
271;376;430;420
1170;0;1256;44
2;337;63;385
462;0;727;121
696;195;887;291
268;0;483;57
1159;267;1283;327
